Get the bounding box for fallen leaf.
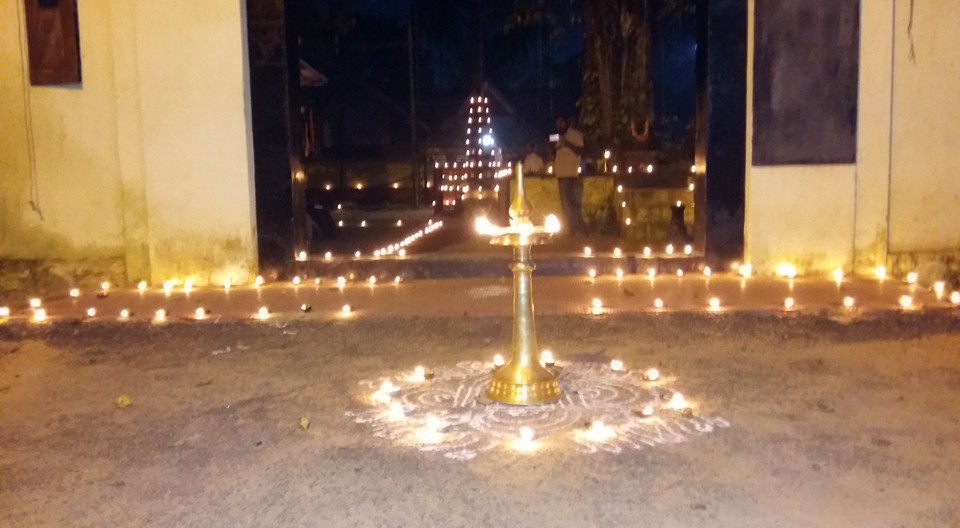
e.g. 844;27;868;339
116;395;132;409
298;416;310;430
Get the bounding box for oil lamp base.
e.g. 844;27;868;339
487;365;562;405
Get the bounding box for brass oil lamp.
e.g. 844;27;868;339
475;162;562;405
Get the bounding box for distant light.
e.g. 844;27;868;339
292;275;301;285
138;281;148;293
738;263;752;278
703;266;712;277
646;164;654;173
154;309;167;323
540;350;555;367
643;368;660;381
784;297;795;310
256;307;270;320
874;266;887;281
324;251;333;260
613;247;622;258
69;288;80;298
842;296;855;309
368;276;377;285
519;426;534;442
643;247;652;257
775;263;798;279
0;306;10;317
194;307;206;320
481;134;494;147
101;281;110;291
588;268;597;279
951;291;960;304
584;246;592;257
906;271;918;284
683;244;693;255
493;354;505;367
899;295;913;309
603;150;611;160
610;359;623;372
355;250;361;258
708;297;721;310
255;275;265;287
119;309;130;319
615;268;624;280
676;269;684;278
654;298;664;309
29;298;42;308
665;244;674;255
591;298;603;315
690;164;697;173
411;365;426;382
688;183;695;191
85;307;96;318
341;304;352;315
32;308;47;323
296;250;307;261
933;281;945;297
544;214;561;234
583;420;615;442
646;268;656;280
832;268;844;284
667;392;688;410
337;276;346;287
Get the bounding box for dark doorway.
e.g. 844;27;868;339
246;0;306;276
694;0;747;264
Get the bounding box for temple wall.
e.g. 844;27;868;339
0;0;257;288
745;0;960;278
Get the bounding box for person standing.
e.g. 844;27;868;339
553;116;587;237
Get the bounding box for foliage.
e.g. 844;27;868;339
508;0;696;152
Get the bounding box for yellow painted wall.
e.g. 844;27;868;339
743;0;858;275
744;0;960;276
888;0;960;253
0;0;257;286
0;1;126;262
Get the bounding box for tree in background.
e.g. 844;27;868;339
511;0;694;152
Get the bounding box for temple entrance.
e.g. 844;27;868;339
244;0;748;277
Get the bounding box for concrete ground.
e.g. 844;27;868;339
1;293;959;527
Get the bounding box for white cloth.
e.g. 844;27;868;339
554;128;583;178
523;152;545;175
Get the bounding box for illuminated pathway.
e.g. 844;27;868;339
1;274;957;323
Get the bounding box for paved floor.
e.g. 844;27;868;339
1;310;958;527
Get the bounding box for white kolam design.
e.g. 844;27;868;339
347;360;729;460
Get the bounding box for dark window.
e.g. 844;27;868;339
24;0;82;86
752;0;860;166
